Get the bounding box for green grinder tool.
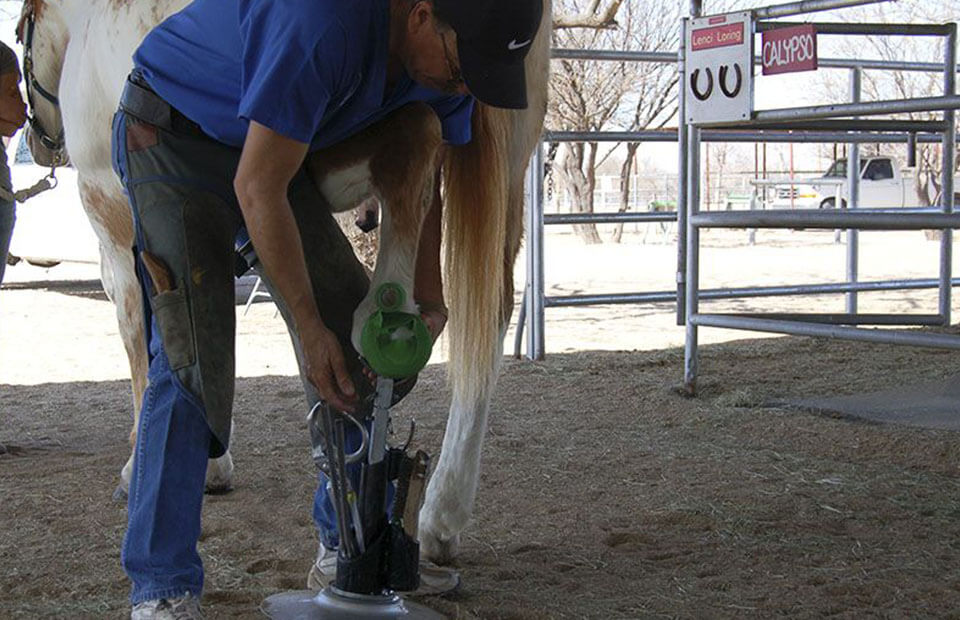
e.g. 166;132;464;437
360;283;432;378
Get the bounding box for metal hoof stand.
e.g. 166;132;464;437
263;289;443;619
262;388;442;619
262;588;443;619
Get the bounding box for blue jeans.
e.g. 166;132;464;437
0;197;14;286
312;425;395;551
114;106;240;603
122;318;211;604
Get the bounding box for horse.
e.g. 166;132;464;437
21;0;549;564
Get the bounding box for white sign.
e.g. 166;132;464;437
685;11;754;125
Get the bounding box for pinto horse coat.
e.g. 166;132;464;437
21;0;548;562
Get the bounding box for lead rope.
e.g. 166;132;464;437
0;166;58;203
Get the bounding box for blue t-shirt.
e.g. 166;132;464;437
133;0;474;150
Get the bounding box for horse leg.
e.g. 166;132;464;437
77;183;147;496
307;103;443;352
352;107;442;349
419;174;526;565
80;183;234;497
418;332;505;564
104;248;149;496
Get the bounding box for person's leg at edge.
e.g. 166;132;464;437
0;196;14;285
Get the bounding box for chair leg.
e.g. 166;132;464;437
243;276;262;316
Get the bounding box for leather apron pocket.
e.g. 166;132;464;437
151;283;196;371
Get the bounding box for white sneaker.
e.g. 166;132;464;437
305;543;338;591
306;542;460;596
131;593;204;619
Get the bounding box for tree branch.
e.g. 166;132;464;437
553;0;624;30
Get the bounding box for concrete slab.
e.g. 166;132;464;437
782;376;960;431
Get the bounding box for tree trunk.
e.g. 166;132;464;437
611;142;639;244
558;143;602;244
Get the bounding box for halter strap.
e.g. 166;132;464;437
18;0;67;160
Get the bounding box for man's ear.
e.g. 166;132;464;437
407;0;434;32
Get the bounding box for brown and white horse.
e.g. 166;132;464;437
21;0;549;563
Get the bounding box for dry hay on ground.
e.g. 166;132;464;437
3;331;960;618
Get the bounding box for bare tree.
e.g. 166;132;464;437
610;1;681;243
548;0;636;243
549;0;682;244
553;0;625;30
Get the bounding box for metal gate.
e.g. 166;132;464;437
519;0;960;389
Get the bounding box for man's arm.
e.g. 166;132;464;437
234;121;357;411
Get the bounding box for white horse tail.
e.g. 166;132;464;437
411;7;549;561
442;102;512;406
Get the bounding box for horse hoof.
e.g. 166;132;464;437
204;453;234;494
112;483;129;502
204;482;233;495
419;530;460;566
204;475;234;495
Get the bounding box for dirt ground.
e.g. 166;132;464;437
4;229;960;618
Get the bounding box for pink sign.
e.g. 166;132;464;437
691;23;745;52
762;24;818;75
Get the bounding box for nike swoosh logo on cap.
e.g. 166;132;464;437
508;39;532;51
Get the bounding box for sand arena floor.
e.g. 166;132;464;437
3;228;960;618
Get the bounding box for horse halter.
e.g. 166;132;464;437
17;1;68;165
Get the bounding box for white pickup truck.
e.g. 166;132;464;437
812;156;921;209
764;156;921;210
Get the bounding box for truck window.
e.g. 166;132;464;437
864;159;894;181
824;159;869;178
824;160;846;177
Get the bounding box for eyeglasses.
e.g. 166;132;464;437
439;32;464;89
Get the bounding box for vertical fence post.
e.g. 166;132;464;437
525;143;546;360
939;23;956;324
684;124;702;394
676;17;689;326
846;67;862;315
683;1;703;393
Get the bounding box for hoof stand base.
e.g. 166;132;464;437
261;587;445;619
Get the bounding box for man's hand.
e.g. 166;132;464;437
0;71;26;138
301;324;357;413
419;305;447;343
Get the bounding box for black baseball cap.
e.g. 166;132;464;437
433;0;544;109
